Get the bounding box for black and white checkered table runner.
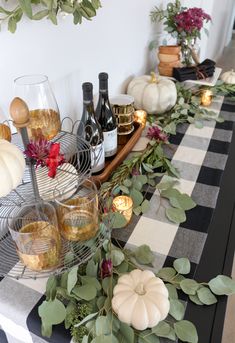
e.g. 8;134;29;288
0;96;234;343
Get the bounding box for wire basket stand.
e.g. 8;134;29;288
0;100;110;279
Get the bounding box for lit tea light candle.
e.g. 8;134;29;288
134;110;147;128
201;90;213;107
113;196;133;226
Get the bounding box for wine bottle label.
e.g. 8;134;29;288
91;142;105;173
103;128;117;157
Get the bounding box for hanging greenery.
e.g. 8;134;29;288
0;0;102;33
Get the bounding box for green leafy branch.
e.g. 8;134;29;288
39;243;235;343
148;82;224;134
0;0;102;33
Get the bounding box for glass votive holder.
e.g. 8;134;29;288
134;110;147;128
54;179;99;241
8;201;60;271
112;196;133;226
201;89;213;107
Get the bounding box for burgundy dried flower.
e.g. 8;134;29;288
24;138;51;168
131;167;140;176
100;259;113;279
147;126;168;143
174;7;211;33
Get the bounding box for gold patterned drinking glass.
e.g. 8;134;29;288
14;75;61;140
8;202;61;271
54;179;99;241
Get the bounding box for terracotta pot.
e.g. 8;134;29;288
158;53;180;63
159;45;181;55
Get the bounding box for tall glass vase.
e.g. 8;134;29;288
179;38;197;67
15;75;61;140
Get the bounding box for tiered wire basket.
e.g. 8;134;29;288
0;117;110;279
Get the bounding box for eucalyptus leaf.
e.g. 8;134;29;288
112;212;127;229
109;249;125;266
141;199;150;214
133;180;143;191
180;279;199;295
97;296;106;310
123;179;132;188
166;207;186;224
19;0;32;18
189;294;204;305
46;275;57;300
164;160;180;178
138;330;160;343
38;299;66;326
74;312;98;328
8;17;17;33
173;258;191;274
169;299;185;320
130;188;144;207
67;265;78;294
116;260;129;273
119;322;135;343
197;286;217;305
81;276;101;291
33;9;49;20
157;267;176;281
170;193;196;211
152;322;176;341
174;320;198;343
133;244;154;265
95;316;111;336
208;275;235;295
102;277;112;296
166;283;178;299
86;259;98;277
65;301;77;329
72;284;97;301
136;175;148;184
142;163;154;173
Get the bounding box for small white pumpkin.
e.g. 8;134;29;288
221;69;235;84
112;269;170;331
0;139;25;197
127;72;177;114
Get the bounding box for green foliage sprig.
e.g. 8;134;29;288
39;243;235;343
148;82;225;133
0;0;102;33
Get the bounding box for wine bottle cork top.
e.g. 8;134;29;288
9;97;30;128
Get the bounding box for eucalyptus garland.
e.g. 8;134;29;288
0;0;101;33
39;242;235;343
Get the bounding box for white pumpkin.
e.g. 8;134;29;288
221;70;235;84
127;73;177;114
0;139;25;197
112;269;170;331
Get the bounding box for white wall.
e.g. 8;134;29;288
0;0;233;124
0;0;160;122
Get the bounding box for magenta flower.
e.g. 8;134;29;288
24;138;51;168
174;7;211;34
100;259;113;279
147;126;168;143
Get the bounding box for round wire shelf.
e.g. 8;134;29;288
0;221;109;279
0;118;110;279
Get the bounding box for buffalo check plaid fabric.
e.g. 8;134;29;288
0;96;234;342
